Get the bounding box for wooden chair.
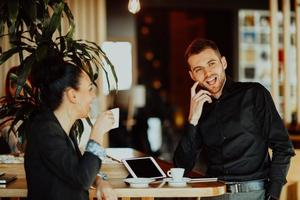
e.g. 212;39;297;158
280;149;300;200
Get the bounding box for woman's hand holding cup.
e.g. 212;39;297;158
90;110;115;144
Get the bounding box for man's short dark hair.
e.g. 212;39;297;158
184;38;221;65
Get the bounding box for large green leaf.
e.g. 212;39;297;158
20;35;35;44
0;19;4;39
7;0;19;25
0;117;14;128
58;36;66;52
74;40;118;88
78;40;118;84
0;47;20;65
44;2;64;38
73;42;93;60
23;0;37;23
68;53;84;69
43;0;49;6
9;38;35;49
63;3;75;38
16;54;34;96
103;53;118;87
65;24;75;39
80;39;108;57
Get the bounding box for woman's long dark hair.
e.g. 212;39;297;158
31;53;82;111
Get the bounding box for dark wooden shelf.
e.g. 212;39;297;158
290;135;300;149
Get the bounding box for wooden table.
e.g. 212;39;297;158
0;177;225;199
0;148;225;199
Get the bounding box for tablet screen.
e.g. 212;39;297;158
122;157;166;179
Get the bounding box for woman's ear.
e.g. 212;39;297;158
65;88;77;104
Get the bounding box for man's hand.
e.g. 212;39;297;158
96;178;117;200
188;82;212;126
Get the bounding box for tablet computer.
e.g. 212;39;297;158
122;156;166;179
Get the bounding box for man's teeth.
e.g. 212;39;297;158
207;77;216;85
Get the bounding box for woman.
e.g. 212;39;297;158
25;54;117;200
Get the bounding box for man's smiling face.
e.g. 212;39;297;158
188;48;227;98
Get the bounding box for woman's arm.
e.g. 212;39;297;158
95;176;117;200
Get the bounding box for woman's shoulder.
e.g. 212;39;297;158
26;110;66;143
32;108;55;122
29;109;61;133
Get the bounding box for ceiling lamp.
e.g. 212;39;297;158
128;0;141;14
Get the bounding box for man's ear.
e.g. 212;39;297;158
221;56;227;70
65;88;77;104
189;70;196;81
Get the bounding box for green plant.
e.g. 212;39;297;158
0;0;117;143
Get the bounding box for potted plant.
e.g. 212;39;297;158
0;0;117;146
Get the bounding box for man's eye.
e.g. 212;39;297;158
209;62;215;66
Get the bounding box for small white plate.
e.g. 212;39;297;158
164;177;191;187
124;178;155;188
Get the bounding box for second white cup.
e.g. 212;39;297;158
167;168;185;182
110;108;119;129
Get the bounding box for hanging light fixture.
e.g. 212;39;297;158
128;0;141;14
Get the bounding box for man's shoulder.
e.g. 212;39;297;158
235;81;267;92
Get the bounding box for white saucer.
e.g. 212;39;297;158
164;177;191;187
124;178;155;188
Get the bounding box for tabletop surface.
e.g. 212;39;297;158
0;148;226;198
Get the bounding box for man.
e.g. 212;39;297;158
173;38;295;200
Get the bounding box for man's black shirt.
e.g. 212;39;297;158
174;78;295;199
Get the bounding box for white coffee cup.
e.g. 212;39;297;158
110;108;120;129
167;168;185;182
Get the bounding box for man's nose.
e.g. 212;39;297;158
203;67;211;77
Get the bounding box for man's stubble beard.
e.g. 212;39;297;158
203;73;226;97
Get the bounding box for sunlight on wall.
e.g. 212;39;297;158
147;117;162;152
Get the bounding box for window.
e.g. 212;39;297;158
101;41;133;94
